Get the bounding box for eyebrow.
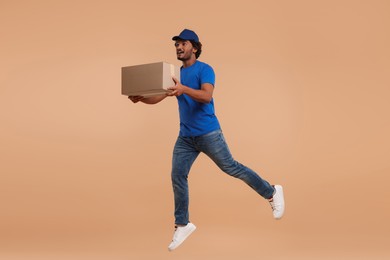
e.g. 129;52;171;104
175;41;186;47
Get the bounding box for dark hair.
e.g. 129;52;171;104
190;40;202;59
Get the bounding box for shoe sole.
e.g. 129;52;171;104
273;185;285;220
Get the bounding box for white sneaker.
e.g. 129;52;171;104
269;185;285;219
168;223;196;251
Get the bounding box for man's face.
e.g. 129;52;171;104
175;40;196;61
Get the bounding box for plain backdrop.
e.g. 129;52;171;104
1;0;389;259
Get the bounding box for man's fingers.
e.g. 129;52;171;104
167;85;177;91
167;90;177;96
128;95;144;103
172;76;178;84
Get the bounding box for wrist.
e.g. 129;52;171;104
181;85;189;95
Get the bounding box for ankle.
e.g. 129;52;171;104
176;224;186;227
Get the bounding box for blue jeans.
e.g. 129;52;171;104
171;129;275;225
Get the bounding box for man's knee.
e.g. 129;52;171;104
219;160;241;176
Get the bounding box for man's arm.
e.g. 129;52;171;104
167;77;213;103
128;94;167;104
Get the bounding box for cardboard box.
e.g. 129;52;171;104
121;62;181;97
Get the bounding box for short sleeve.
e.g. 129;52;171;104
200;64;215;86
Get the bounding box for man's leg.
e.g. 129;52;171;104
171;136;200;225
198;130;275;199
199;131;285;218
169;136;199;251
200;130;285;218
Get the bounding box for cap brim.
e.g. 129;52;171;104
172;36;183;41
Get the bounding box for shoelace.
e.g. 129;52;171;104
269;200;276;210
171;226;180;241
270;198;282;210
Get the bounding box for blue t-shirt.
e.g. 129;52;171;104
177;60;221;137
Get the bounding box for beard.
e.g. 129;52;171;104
177;54;191;61
176;49;193;61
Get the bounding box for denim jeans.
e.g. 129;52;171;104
171;129;275;225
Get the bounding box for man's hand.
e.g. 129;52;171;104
167;77;214;103
167;77;186;97
128;94;168;104
128;95;145;103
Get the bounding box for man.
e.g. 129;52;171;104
128;29;285;251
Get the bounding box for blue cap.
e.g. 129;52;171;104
172;29;199;43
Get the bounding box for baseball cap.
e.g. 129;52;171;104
172;29;199;43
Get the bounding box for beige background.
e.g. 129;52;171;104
1;0;389;259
